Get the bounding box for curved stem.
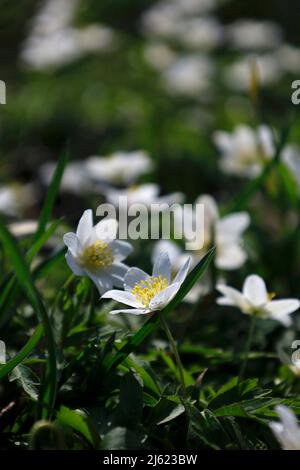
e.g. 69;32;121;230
158;312;186;396
239;315;257;380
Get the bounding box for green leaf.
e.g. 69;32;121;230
33;147;69;242
57;406;100;448
0;325;43;380
102;247;215;375
0;221;57;418
100;427;144;450
113;372;143;429
0;219;64;323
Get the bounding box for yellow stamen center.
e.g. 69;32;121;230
132;275;168;307
80;240;114;270
267;291;276;301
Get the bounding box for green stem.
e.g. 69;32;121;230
239;315;257;380
158;312;186;395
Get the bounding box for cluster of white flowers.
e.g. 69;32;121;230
21;0;118;70
64;209;191;313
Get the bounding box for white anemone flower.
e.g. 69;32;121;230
269;405;300;450
63;209;133;294
0;183;37;217
213;125;275;178
85;151;153;186
105;183;184;207
224;55;282;91
226;20;282;51
162;55;214;97
217;275;300;327
40;161;90;194
102;252;191;315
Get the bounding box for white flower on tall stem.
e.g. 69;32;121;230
63;209;133;294
269;405;300;450
102;252;190;315
85;151;153;186
213;125;275;178
217;274;300;326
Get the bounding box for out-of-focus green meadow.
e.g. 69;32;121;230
1;0;300;451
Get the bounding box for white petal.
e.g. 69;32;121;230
65;251;85;276
152;240;182;266
102;289;142;308
63;232;80;257
109;240;133;262
213;130;233;154
110;308;149;315
124;267;150;292
172;257;191;286
276;405;300;434
266;299;300;316
95;218;118;241
217;284;250;311
105;262;128;288
87;272;113;295
76;209;93;243
216;212;250;243
195;194;219;224
152;251;171;283
150;282;180;310
216;243;247;270
243;274;268;306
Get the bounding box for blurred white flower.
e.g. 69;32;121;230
276;44;300;74
0;183;37;217
282;145;300;188
105;183;184;207
40;161;90;194
225;55;282;91
143;42;176;71
162;55;214;97
217;274;300;326
9;220;39;238
63;209;133;294
178;17;223;50
172;0;216;15
0;340;5;365
226;20;282;51
213;125;275;178
21;0;117;69
270;405;300;450
85;151;153;186
102;252;190;315
176;195;250;270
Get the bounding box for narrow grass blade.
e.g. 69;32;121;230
33;147;69;243
0;220;57;418
0;325;43;379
